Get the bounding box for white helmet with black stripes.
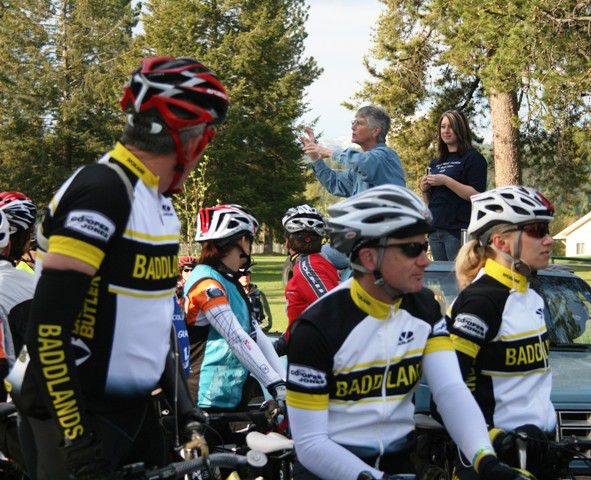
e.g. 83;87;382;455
282;204;325;236
326;185;433;255
0;210;9;250
468;185;554;244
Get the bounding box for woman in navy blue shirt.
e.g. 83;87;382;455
420;110;487;260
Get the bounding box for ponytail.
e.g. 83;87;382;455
455;240;493;289
456;223;515;289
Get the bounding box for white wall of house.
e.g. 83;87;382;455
564;224;591;256
558;217;591;257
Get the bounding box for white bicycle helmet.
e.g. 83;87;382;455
468;186;554;243
282;204;325;236
0;210;9;250
195;204;258;243
326;185;433;255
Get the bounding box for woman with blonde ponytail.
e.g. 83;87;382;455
439;185;559;480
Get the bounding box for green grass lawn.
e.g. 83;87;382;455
251;254;288;333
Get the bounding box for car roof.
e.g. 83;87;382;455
425;260;579;278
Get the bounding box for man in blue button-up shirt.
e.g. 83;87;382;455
302;105;406;197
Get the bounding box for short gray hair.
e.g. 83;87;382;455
357;105;391;143
120;111;206;155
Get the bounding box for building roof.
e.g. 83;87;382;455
554;211;591;240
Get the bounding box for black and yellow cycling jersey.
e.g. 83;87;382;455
286;277;451;455
7;143;179;419
448;258;555;432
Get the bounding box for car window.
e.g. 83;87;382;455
531;275;591;345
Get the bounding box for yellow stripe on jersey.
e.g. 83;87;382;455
335;348;424;374
331;393;408;405
109;143;159;189
499;326;546;341
286;390;329;410
424;335;454;355
124;229;179;243
481;367;550;377
449;334;480;358
108;286;176;299
48;236;105;270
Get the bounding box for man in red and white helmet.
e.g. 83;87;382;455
6;57;228;480
274;204;338;356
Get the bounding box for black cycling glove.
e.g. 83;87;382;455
63;433;120;480
273;334;288;357
478;455;532;480
490;424;549;470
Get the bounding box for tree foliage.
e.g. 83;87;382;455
355;0;591;217
0;0;138;204
139;0;321;243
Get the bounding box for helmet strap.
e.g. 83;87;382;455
165;126;216;195
372;238;403;301
492;230;534;280
237;244;253;271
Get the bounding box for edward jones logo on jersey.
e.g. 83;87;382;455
288;364;327;389
453;313;489;340
65;210;115;242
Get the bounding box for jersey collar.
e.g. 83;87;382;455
350;278;401;320
109;142;159;190
484;258;528;293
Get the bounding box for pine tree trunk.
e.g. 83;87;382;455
263;226;274;254
489;89;521;186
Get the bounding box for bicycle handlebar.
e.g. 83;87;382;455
204;400;284;426
122;451;267;479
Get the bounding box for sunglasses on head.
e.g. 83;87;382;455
518;222;550;239
380;241;429;258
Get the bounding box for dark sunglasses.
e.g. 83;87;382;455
182;266;194;272
380;241;429;258
519;222;550;239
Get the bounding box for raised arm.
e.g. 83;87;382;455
332;145;405;187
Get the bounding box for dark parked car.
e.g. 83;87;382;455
415;261;591;470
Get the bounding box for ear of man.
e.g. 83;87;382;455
357;246;377;271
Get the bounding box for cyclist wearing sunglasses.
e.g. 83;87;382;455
184;205;286;424
286;185;525;480
442;185;556;480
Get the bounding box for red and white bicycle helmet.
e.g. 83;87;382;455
0;191;37;234
195;204;259;244
120;56;228;129
282;204;325;236
121;56;229;194
0;210;10;249
468;185;554;243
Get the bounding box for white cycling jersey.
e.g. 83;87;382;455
286;278;494;480
448;258;556;432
